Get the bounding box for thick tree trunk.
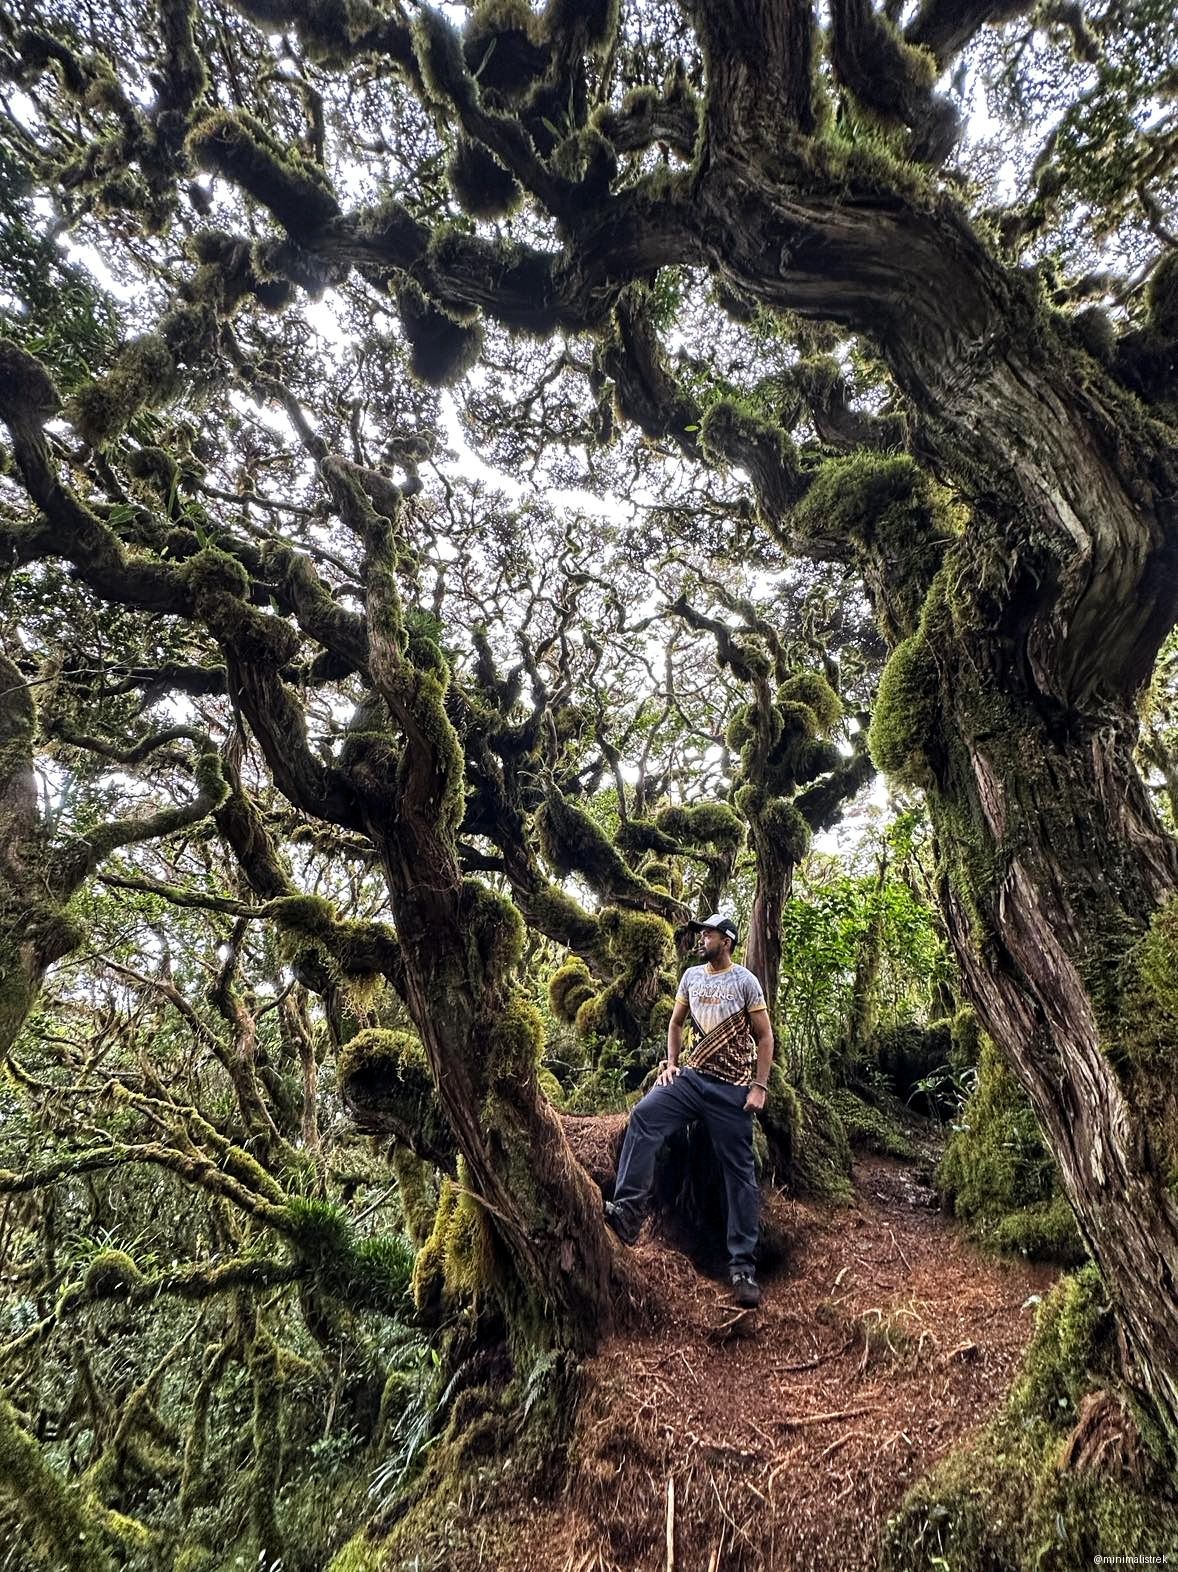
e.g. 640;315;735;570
744;828;791;1015
688;137;1178;1460
932;684;1178;1461
371;826;620;1350
858;338;1178;1460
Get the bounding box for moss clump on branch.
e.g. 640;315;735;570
793;452;953;639
81;1248;144;1296
536;792;632;889
542;0;619;54
446;137;523;219
459;877;525;984
179;546;251;602
881;1264;1178;1569
0;337;61;422
654;801;744;852
778;671;843;732
549;957;595;1022
395;278;483;387
868;627;939;788
461;0;548;103
186;110;339;235
336;1027;453;1164
68;335;177;448
522;883;600;952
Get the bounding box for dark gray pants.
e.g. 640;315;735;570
611;1067;759;1274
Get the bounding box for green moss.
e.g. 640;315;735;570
336;1028;453;1163
794;451;922;540
868;627;939;788
778;671;843;733
411;1167;494;1312
0;1392;114;1571
830;1088;915;1159
655;801;744;851
550;128;617;194
573;992;607;1038
326;1531;383;1572
397;275;484;387
537;793;634;891
447;137;523;219
0;337;61;422
726;703;756;751
186;110;339;234
485;993;546;1073
949;1005;980;1069
462;0;547;102
549;957;594;1021
270;893;338;939
180;546;251;602
759;797;811;862
459;877;525;982
598;907;673;971
67;334;177;447
391;1147;440;1247
640;858;671;890
699;396;800;521
81;1248;143;1296
1096;897;1178;1186
542;0;618;52
1145;250;1178;339
937;1038;1086;1265
538;1065;565;1105
789;1084;855;1202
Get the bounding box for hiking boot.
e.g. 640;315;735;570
729;1270;762;1308
603;1200;641;1246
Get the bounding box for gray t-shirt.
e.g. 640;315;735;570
675;962;768;1084
675;962;767;1035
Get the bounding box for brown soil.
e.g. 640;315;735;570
495;1132;1060;1572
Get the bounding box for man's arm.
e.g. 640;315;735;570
661;997;689;1085
744;1008;775;1112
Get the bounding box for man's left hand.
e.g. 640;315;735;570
744;1084;767;1113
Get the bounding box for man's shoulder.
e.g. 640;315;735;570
677;963;708;987
732;963;763;986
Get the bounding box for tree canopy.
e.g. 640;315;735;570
1;0;1176;1565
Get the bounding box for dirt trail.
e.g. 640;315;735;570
500;1133;1060;1572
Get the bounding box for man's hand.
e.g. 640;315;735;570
744;1083;767;1112
656;1062;681;1087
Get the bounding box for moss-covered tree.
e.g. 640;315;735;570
3;0;1178;1513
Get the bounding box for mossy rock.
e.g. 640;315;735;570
830;1087;916;1159
937;1038;1085;1266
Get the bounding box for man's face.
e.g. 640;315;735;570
699;926;729;963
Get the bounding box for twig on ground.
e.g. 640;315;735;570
776;1405;875;1429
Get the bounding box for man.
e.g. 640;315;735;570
603;912;774;1308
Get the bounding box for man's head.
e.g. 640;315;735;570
688;912;738;963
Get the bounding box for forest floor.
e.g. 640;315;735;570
487;1113;1061;1572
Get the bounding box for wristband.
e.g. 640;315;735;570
751;1080;769;1091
